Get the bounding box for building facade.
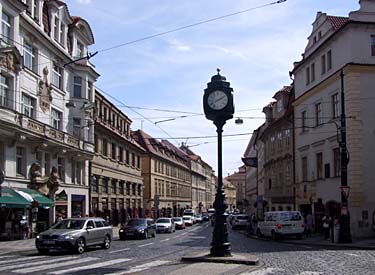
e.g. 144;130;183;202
90;90;144;225
292;0;375;237
223;178;236;212
226;166;246;212
0;0;99;238
180;144;213;213
132;130;192;218
260;86;294;212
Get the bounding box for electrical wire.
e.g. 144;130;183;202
95;0;288;54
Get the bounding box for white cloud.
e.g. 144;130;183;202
76;0;92;4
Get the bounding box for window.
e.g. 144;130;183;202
111;143;116;159
76;41;84;58
57;157;65;181
277;99;283;113
126;150;129;164
102;139;108;156
302;157;308;182
137;156;140;168
72;161;82;184
316;152;323;179
102;178;108;193
371;35;375;56
53;15;59;41
1;12;11;45
126;182;130;195
277;131;282;148
73;118;81;137
102;198;108;210
111;179;117;194
119;181;124;195
311;63;315;82
0;75;9;107
73;76;82;98
285;129;291;146
270;136;275;152
91;176;98;193
51;108;62;130
301;111;307;132
306;67;310;85
332;93;339;119
16;147;26;176
23;40;36;72
333;148;340;177
327;50;332;70
321;54;326;75
138;184;141;196
315;103;322;126
119;146;124;162
24;0;39;21
22;93;35;118
52;63;63;89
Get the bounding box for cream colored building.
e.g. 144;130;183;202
226;166;246;212
223;178;236;212
0;0;99;235
90;90;144;225
132;130;191;218
292;0;375;237
260;86;294;212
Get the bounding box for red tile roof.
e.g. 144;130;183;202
327;16;349;31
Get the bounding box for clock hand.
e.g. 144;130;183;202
214;96;226;103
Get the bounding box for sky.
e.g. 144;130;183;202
65;0;359;176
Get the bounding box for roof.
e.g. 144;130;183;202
326;16;349;31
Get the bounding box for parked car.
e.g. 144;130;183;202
183;216;194;226
202;212;209;221
257;211;305;240
172;217;185;229
183;209;195;217
207;208;215;218
119;218;156;240
231;214;250;230
156;218;175;233
194;214;203;223
35;217;113;254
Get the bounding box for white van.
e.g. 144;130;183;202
257;211;304;240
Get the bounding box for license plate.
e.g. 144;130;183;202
44;240;55;245
127;232;134;236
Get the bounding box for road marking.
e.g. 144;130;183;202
49;258;131;275
189;236;206;239
13;257;96;273
0;255;12;259
0;256;47;265
248;267;285;274
172;235;180;239
181;233;188;235
138;242;154;247
109;248;130;253
299;272;323;275
160;238;170;242
113;260;170;274
0;256;77;272
345;252;359;257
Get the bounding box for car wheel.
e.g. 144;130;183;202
102;235;111;249
75;237;86;254
120;235;126;240
37;248;49;254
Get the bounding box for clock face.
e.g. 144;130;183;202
207;90;228;110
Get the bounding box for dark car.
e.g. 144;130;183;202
202;213;209;221
119;218;156;240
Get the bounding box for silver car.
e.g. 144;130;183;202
35;217;113;254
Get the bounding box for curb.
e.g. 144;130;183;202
244;232;375;250
181;252;259;265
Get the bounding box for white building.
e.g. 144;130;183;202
0;0;99;235
292;0;375;238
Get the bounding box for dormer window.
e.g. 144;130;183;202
53;13;66;47
76;41;84;58
277;99;283;113
23;0;40;23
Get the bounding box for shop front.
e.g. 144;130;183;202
71;195;85;218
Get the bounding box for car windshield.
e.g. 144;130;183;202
280;212;302;221
237;215;249;220
172;218;182;222
127;219;146;226
53;219;85;229
156;219;170;223
183;217;190;220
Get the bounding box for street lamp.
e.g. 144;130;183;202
203;69;234;257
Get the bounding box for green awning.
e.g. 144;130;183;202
0;186;31;208
17;188;55;208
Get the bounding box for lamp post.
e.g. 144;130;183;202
338;70;352;243
203;69;234;257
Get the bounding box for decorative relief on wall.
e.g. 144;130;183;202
39;66;53;113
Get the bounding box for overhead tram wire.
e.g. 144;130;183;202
94;0;288;54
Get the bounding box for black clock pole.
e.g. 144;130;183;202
211;118;231;257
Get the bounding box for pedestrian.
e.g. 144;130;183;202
322;214;331;240
306;213;313;237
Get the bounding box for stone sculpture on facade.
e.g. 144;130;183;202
28;163;59;197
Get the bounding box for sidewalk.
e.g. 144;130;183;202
0;226;120;255
248;233;375;250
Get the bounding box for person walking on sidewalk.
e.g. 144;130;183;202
322;214;331;240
